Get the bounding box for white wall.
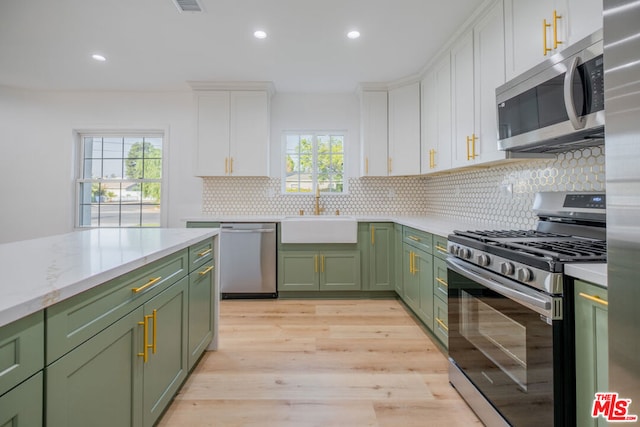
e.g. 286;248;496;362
269;93;360;179
0;86;202;243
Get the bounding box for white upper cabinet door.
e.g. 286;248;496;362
195;92;230;177
229;91;270;176
565;0;602;46
421;54;452;174
388;82;421;176
473;0;506;164
450;31;475;169
360;90;389;177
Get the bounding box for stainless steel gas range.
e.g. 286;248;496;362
446;192;606;427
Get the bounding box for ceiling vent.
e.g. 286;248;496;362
173;0;203;13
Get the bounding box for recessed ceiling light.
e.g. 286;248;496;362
92;54;106;62
347;30;360;39
254;30;267;39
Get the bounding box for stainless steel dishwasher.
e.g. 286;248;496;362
219;223;277;299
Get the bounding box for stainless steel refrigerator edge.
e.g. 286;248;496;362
219;223;277;298
604;0;640;406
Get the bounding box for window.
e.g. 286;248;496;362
283;132;345;194
77;134;163;228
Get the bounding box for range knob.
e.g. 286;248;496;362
477;254;491;266
450;245;459;256
500;262;515;276
460;248;472;260
517;267;534;282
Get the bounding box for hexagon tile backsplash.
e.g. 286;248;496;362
202;146;605;229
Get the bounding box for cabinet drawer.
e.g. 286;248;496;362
434;257;448;302
0;371;43;426
188;238;214;273
46;249;188;364
433;235;449;260
403;227;433;254
433;297;448;349
0;311;44;396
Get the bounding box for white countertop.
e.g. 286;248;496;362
0;228;218;328
565;263;607;288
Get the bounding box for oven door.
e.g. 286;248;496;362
447;257;571;427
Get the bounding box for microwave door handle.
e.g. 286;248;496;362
564;56;586;130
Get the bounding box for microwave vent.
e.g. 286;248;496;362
173;0;203;12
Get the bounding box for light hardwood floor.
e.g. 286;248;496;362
159;298;482;427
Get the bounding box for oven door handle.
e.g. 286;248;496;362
446;257;560;320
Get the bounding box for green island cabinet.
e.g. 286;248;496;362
43;237;215;427
0;311;44;427
574;279;608;427
358;222;395;291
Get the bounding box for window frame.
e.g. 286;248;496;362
281;130;348;195
74;130;168;229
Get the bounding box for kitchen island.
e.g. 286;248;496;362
0;227;219;427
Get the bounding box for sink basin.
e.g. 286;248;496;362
280;216;358;243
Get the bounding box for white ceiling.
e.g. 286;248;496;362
0;0;485;93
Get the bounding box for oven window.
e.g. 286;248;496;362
460;290;528;390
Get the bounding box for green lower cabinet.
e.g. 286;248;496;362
402;245;420;312
575;280;608;427
0;372;43;427
414;249;434;330
188;263;214;370
278;250;360;292
394;225;404;296
359;223;395;291
46;277;189;427
433;257;448;303
433;296;448;348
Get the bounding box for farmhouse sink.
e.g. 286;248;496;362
280;216;358;243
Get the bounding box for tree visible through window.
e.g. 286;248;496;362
284;133;345;194
77;135;163;227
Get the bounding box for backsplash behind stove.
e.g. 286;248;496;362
202;146;605;229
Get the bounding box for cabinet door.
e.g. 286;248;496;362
188;262;214;370
388;82;421;176
433;256;449;303
320;252;361;291
451;31;475;168
433;296;449;349
575;280;608;427
402;246;420;312
415;249;434;330
360;91;389;176
143;276;189;427
195;92;230;176
566;0;602;46
473;0;506;164
368;223;395;291
0;372;43;427
278;252;319;291
421;54;452;174
394;225;404;295
0;311;43;397
229;91;269;176
46;307;144;427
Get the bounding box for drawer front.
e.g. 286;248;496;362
433;257;448;302
0;371;43;426
46;249;188;364
0;311;44;396
433;297;448;349
433;235;449;260
188;238;214;273
403;227;433;254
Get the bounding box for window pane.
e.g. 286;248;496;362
142;183;161;203
103;137;123;158
124;138;143;159
83;159;101;179
330;135;344;152
143;159;162;179
145;138;162;157
102;159;123;179
79;204;99;227
318;135;330;153
331;155;344;175
99;204;121;227
142;205;161;227
300;136;313;154
120;204;141;227
286;135;300;153
84;137;102;159
120;182;141;203
300;153;313;174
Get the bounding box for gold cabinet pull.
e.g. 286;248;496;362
466;135;472;160
470;133;478;159
408;235;420;242
436;277;448;288
429;149;436;169
435;244;448;253
132;276;162;293
579;292;608;306
138;314;151;362
409;251;413;274
388;157;392;174
413;253;419;273
315;255;318;273
230;157;234;174
199;265;214;276
321;255;325;273
365;157;369;175
197;248;212;257
543;19;552;55
553;10;563;49
371;226;375;246
225;157;228;174
435;317;449;332
151;309;157;354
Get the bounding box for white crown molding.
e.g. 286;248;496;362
188;81;276;96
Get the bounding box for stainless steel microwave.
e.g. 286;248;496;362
496;30;604;153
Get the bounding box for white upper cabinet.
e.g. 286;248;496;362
505;0;602;80
359;90;389;177
193;83;272;177
421;54;452;174
451;0;506;168
388;82;421;176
